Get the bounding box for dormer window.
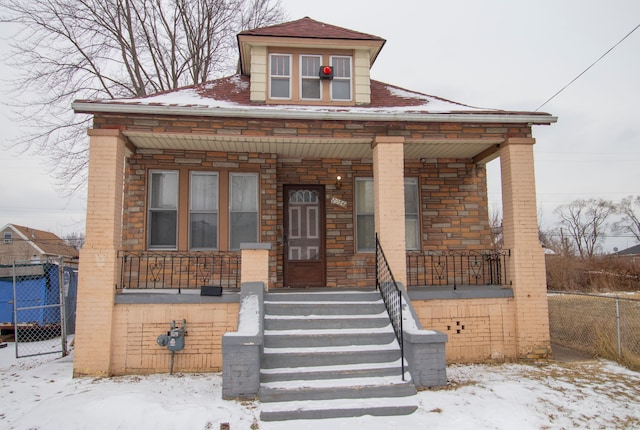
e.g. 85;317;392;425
331;56;352;101
300;55;321;100
269;54;291;99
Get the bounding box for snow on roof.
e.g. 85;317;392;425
85;74;502;115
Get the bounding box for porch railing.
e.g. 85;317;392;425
406;249;510;288
118;251;240;293
375;234;405;381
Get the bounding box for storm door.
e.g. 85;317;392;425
283;185;326;288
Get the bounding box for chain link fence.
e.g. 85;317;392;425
548;291;640;370
0;258;78;358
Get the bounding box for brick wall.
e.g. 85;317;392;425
412;298;518;363
110;302;239;375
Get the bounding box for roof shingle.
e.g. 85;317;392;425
238;17;385;42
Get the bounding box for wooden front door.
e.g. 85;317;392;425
283;185;326;288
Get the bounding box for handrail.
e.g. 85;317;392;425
375;234;405;381
118;251;240;293
406;249;510;288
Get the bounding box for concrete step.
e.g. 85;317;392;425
264;300;386;316
260;359;406;383
260;396;418;421
265;289;380;302
259;374;416;403
264;312;391;330
263;326;396;348
262;342;402;369
259;289;418;421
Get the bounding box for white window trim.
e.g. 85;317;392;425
148;170;179;250
3;231;11;244
269;53;292;100
300;54;322;101
229;172;260;250
355;177;375;253
189;171;219;251
330;55;352;102
405;177;420;251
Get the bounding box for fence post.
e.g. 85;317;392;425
616;297;622;358
58;257;68;357
12;260;17;359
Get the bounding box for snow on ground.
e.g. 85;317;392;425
1;343;639;430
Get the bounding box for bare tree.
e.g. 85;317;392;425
554;198;616;258
613;195;640;243
489;206;503;250
64;232;86;251
0;0;286;194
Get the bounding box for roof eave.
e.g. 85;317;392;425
72;102;557;125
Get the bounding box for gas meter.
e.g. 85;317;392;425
156;320;187;374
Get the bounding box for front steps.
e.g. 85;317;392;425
259;289;418;421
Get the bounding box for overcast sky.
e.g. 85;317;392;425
1;0;639;251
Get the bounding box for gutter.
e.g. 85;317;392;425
72;102;557;125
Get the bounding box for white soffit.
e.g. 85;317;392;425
124;132;503;160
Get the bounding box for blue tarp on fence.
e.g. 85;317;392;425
0;263;77;330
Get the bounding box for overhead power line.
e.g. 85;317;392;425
535;23;640;112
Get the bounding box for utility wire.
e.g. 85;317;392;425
535;23;640;112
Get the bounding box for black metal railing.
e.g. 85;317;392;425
118;251;240;293
375;234;405;381
406;249;510;288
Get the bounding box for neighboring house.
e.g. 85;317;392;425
0;224;79;265
71;17;556;380
616;244;640;256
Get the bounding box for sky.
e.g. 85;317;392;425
1;0;639;251
2;344;640;429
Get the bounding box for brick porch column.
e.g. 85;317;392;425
372;136;407;287
500;137;551;359
74;129;128;377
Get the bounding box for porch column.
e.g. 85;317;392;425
74;129;128;377
372;136;407;287
499;137;551;359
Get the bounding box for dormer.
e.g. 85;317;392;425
237;17;385;106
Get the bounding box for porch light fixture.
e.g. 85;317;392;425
335;175;342;190
319;65;333;79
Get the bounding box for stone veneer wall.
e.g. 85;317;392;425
121;150;279;287
120;152;494;288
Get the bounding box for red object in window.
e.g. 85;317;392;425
319;66;333;79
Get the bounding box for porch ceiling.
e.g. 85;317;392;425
123;131;504;161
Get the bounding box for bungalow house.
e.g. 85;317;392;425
71;17;556;418
0;224;79;265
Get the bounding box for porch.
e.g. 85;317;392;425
115;247;510;291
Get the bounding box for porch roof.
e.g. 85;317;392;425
73;75;556;160
73;75;555;122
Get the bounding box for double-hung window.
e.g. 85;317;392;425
405;178;420;250
148;171;178;249
355;177;421;252
269;54;291;99
229;173;259;250
189;172;218;250
355;177;375;252
3;231;11;244
331;56;352;101
300;55;321;100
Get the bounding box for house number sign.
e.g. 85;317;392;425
331;197;347;208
